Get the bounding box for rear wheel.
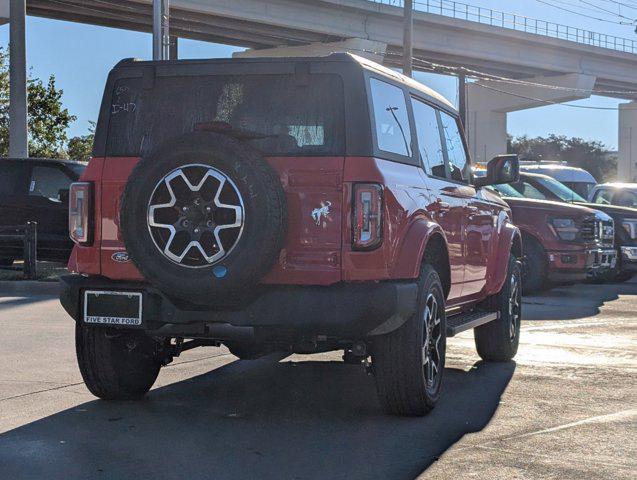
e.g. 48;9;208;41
475;255;522;362
372;264;446;416
75;323;161;400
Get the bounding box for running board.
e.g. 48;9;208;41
446;311;499;337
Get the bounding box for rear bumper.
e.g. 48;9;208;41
546;247;616;282
59;275;418;339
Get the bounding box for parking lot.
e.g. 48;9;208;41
0;280;635;480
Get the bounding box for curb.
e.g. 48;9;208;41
0;280;60;296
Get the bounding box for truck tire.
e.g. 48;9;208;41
372;264;446;416
523;236;547;295
119;132;287;305
474;255;522;362
75;323;161;400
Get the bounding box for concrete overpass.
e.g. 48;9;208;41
4;0;637;179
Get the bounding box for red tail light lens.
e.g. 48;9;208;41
69;182;93;245
353;183;383;250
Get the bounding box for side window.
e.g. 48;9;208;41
613;190;637;208
411;98;446;178
510;181;546;200
439;111;469;183
28;166;72;203
369;78;412;157
593;189;612;205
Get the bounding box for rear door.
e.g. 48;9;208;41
25;162;75;260
410;97;466;301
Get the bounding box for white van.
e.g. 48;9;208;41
520;162;597;199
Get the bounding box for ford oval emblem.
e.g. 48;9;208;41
112;251;130;263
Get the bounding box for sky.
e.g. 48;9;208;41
0;0;634;150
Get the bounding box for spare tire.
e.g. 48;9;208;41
119;132;287;305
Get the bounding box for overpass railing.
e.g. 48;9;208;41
370;0;636;54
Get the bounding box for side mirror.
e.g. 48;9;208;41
474;154;519;187
59;188;70;204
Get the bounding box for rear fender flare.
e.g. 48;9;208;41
391;219;447;279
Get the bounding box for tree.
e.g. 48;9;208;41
508;134;617;182
0;46;76;158
67;121;95;161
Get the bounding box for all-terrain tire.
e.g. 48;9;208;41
372;264;446;416
119;132;287;305
474;255;522;362
522;236;547;295
75;323;161;400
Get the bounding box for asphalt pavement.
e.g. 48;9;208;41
0;279;635;480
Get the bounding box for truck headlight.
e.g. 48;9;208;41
550;218;578;241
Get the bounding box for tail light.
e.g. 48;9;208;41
352;183;383;250
69;182;93;245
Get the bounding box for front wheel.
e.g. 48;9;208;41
372;264;446;416
75;323;161;400
474;255;522;362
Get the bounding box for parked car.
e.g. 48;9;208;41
490;183;615;293
589;183;637;208
514;173;636;282
520;161;597;199
60;54;523;416
0;157;86;266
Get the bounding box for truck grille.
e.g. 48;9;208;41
580;216;614;246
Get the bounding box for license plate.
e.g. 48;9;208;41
83;290;142;326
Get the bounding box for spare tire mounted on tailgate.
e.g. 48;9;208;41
119;132;287;304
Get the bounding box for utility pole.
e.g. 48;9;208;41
153;0;170;60
9;0;28;158
169;35;178;60
458;73;467;128
403;0;413;78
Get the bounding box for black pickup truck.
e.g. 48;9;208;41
0;158;85;266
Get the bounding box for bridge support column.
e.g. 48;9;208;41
619;102;637;182
466;74;596;163
233;39;387;64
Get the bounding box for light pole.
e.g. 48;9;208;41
153;0;170;60
403;0;413;78
9;0;28;158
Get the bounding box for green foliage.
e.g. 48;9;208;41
0;46;77;158
67;121;95;161
508;134;617;182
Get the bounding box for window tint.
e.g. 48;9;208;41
510;181;547;200
29;166;72;203
369;78;412;157
613;190;637;208
439;111;469;182
411;98;446;177
593;189;612;205
106;74;345;157
0;163;23;196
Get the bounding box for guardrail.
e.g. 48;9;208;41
0;222;38;279
369;0;636;54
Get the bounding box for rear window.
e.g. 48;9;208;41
105;74;345;157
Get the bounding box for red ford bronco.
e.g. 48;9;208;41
61;54;522;416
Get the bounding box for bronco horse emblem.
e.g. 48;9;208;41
311;201;332;226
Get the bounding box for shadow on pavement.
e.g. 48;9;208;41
0;295;56;312
523;278;637;321
0;357;515;480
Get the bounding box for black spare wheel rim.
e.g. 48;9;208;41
119;132;287;305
